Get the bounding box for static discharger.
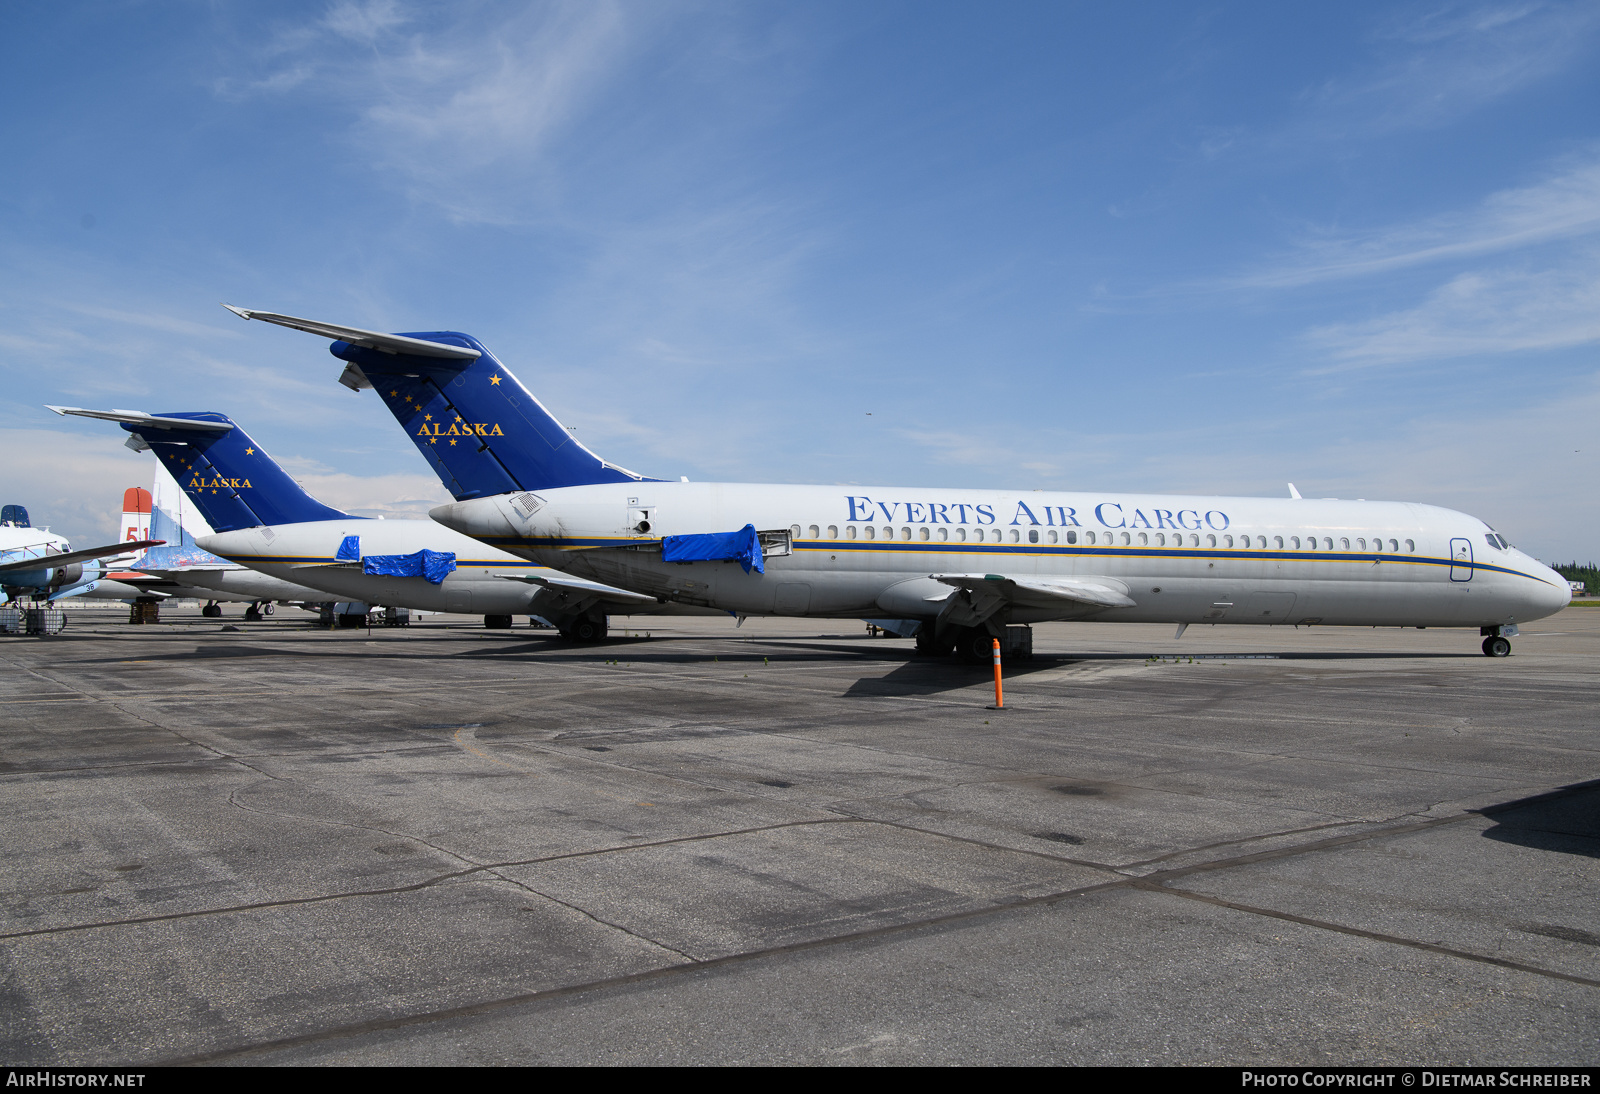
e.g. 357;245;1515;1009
987;637;1006;711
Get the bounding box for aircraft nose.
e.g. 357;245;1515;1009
1522;561;1571;619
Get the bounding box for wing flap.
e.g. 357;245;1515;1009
930;572;1137;610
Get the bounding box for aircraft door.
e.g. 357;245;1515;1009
1449;538;1473;582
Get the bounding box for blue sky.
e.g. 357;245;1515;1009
3;1;1598;562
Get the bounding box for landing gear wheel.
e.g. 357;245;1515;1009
567;614;608;643
957;627;998;664
483;614;513;629
201;603;221;618
262;602;275;616
1483;635;1511;657
914;626;953;656
244;604;263;621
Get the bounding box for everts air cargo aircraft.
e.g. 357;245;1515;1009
49;406;712;636
222;306;1569;660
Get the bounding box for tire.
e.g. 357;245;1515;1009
914;626;953;656
263;602;275;616
483;615;513;629
244;607;263;622
569;615;607;643
958;627;998;664
1483;635;1511;657
202;604;221;618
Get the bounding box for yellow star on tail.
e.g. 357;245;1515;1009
489;375;501;385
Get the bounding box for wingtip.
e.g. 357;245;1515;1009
220;303;252;320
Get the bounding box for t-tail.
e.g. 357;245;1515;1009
219;306;660;498
46;406;352;533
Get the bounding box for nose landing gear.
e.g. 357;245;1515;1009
1482;635;1511;657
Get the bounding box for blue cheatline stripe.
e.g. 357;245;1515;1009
472;536;1552;585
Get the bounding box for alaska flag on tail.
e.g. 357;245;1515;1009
329;332;661;499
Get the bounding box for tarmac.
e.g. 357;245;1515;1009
1;604;1595;1066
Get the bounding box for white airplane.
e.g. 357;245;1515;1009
0;503;162;604
79;460;336;614
222;306;1570;659
49;405;717;636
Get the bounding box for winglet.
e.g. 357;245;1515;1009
1287;483;1302;500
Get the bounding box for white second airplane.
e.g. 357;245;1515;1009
50;405;715;636
223;306;1570;659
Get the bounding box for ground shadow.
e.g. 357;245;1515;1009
1479;779;1600;859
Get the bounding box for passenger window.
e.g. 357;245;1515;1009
1224;535;1233;548
1009;529;1020;543
900;527;911;541
864;526;875;540
955;528;966;542
1356;538;1365;550
1205;534;1215;548
1323;538;1333;550
846;525;857;540
1405;539;1414;552
1389;539;1398;552
919;527;929;541
1118;532;1129;546
1340;538;1349;550
937;527;947;541
808;525;819;539
827;525;837;539
1291;537;1300;549
991;529;1002;543
791;525;801;538
1085;531;1096;545
1153;533;1164;546
1275;537;1283;549
1066;530;1077;544
883;527;893;540
1028;529;1039;543
1047;530;1057;544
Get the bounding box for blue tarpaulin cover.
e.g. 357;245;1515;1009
336;535;360;562
661;523;764;574
362;549;457;585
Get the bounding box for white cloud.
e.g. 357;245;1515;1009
1301;1;1600;136
1236;152;1600;289
1306;255;1600;365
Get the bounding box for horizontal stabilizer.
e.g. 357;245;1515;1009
47;406;233;432
220;305;481;361
931;573;1136;610
495;572;660;607
0;539;164;575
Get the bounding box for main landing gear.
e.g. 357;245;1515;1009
561;612;608;643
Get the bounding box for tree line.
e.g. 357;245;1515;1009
1553;562;1599;595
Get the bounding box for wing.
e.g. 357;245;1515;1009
930;573;1137;610
0;540;165;575
495;573;662;608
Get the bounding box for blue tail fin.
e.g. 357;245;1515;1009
119;413;353;532
332;333;661;499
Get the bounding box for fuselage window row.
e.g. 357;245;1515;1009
798;527;1419;553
